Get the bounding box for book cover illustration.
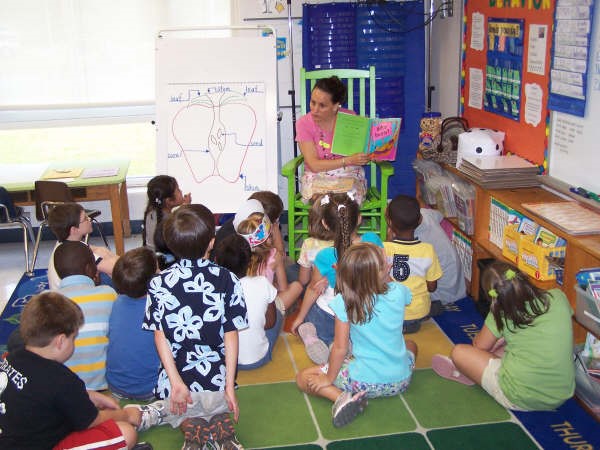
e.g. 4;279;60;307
331;113;401;161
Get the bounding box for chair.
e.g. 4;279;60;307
0;186;35;275
31;180;109;271
281;66;394;260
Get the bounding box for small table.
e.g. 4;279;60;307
0;159;131;255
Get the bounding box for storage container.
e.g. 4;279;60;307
517;234;566;280
574;344;600;418
575;286;600;337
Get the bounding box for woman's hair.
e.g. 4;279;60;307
163;204;215;260
320;193;360;261
308;196;335;240
313;76;347;105
112;247;158;298
48;203;84;242
212;234;252;279
481;260;550;332
236;212;273;277
20;291;84;347
143;175;178;245
336;242;388;325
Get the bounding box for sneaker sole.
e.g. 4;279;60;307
332;397;365;428
431;354;475;386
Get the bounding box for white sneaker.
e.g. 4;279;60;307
125;400;166;431
331;391;367;428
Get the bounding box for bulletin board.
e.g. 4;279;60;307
461;0;555;166
155;27;279;213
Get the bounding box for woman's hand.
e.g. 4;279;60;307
347;152;371;166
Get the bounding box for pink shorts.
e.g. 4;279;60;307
53;419;126;450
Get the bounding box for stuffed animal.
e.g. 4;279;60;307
456;128;505;168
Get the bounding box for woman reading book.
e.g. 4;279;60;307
295;76;370;204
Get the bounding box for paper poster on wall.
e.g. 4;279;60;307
524;83;543;126
527;24;548;75
548;0;595;116
471;12;485;51
238;0;302;19
469;68;484;109
485;18;524;121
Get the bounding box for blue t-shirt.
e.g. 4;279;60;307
107;294;160;398
329;282;412;384
314;232;383;287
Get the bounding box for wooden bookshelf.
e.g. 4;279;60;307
422;164;600;343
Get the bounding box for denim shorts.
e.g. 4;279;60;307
304;303;335;346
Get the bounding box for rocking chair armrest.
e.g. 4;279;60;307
373;160;394;177
281;155;305;178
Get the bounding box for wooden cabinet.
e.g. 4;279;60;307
434;166;600;343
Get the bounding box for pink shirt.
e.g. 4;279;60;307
295;108;354;171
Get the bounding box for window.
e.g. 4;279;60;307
0;0;232;178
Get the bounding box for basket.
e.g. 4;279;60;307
517;234;566;281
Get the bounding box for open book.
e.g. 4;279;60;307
331;113;401;161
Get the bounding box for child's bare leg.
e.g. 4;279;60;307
451;344;497;385
296;366;342;402
405;339;418;360
115;421;137;449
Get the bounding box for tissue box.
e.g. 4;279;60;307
502;224;521;264
517;235;566;281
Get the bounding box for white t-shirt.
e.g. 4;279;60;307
238;276;278;365
415;208;466;304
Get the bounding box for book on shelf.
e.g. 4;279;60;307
331;113;401;161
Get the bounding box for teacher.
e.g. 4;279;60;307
295;76;370;204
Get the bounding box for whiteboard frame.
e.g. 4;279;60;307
155;26;279;213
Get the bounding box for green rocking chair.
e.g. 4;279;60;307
281;66;394;261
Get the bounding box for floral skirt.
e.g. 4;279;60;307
300;166;367;205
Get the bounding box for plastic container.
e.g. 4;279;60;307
575;286;600;337
419;112;442;153
574;344;600;417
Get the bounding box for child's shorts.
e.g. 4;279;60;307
322;351;416;398
481;358;526;411
54;419;125;450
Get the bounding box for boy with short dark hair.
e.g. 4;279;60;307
107;247;160;401
54;240;117;391
143;204;248;450
0;291;160;449
384;195;443;333
47;202;118;289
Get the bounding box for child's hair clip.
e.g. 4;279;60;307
154;198;162;206
320;194;330;206
338;204;346;212
504;269;516;280
488;288;498;299
347;191;355;202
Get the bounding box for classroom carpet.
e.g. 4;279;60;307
2;273;599;449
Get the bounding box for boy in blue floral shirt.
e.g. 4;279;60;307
142;204;248;450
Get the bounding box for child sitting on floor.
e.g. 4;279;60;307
432;260;575;411
54;240;117;391
291;192;383;364
47;202;118;290
415;207;466;307
213;234;300;370
142;204;248;450
383;195;443;333
107;247;160;401
296;243;417;428
0;291;163;449
296;194;334;286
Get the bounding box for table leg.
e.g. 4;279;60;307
120;180;132;237
109;184;125;255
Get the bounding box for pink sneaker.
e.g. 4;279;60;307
297;322;329;365
431;354;475;386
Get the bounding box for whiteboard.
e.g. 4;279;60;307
548;2;600;195
155;31;279;213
